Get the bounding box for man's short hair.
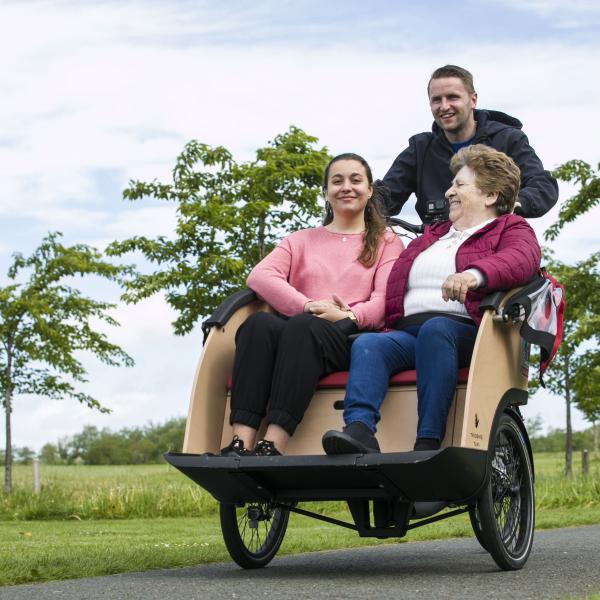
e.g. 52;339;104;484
428;65;476;97
450;145;520;215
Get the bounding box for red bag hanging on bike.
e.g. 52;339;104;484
503;268;565;385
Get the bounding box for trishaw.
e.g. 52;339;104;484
165;219;561;572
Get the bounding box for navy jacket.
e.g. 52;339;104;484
382;110;559;221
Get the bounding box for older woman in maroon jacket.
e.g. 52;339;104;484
323;145;541;454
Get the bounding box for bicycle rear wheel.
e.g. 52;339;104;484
476;413;534;570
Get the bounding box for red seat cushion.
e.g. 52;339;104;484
226;367;469;391
316;367;469;389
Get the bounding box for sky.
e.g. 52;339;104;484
1;0;599;451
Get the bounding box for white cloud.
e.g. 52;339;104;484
523;391;588;434
498;0;600;27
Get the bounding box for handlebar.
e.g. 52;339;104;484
387;217;424;235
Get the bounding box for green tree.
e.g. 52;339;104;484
45;418;186;465
39;443;64;465
536;158;600;473
572;352;600;452
85;430;130;465
66;425;103;463
530;252;600;476
529;426;595;453
545;160;600;241
143;417;185;456
15;446;35;465
108;126;331;335
0;233;134;492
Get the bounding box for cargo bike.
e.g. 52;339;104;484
165;219;563;572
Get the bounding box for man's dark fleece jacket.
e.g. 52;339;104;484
382;109;558;221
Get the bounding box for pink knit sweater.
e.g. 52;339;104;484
247;227;404;330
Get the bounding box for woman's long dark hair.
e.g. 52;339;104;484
322;153;387;268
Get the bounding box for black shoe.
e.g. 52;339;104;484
220;435;250;457
413;438;441;451
252;439;282;456
322;422;380;455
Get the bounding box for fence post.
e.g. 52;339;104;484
32;458;41;494
582;449;589;477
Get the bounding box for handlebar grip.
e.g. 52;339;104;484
387;218;424;235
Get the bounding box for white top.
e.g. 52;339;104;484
403;219;493;318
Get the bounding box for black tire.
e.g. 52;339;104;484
468;505;488;551
219;501;290;569
476;413;535;570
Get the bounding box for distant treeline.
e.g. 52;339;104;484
1;419;596;465
530;426;597;453
1;418;186;466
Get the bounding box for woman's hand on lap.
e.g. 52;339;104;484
306;296;354;322
311;306;349;322
304;300;339;313
331;294;351;311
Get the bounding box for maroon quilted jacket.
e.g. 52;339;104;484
385;214;541;327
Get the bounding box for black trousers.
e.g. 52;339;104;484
230;312;352;436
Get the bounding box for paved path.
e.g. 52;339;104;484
1;525;599;599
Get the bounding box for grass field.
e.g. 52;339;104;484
3;452;599;521
1;451;599;587
2;463;214;520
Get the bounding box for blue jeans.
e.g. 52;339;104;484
343;317;477;441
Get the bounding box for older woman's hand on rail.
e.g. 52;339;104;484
442;272;478;304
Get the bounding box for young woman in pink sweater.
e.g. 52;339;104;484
221;153;404;457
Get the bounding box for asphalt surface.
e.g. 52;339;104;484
1;525;599;599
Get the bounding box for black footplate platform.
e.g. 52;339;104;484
164;448;488;505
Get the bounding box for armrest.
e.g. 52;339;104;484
478;291;505;314
478;273;545;319
202;289;257;339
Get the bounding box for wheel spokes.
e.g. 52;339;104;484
491;434;526;552
236;503;280;556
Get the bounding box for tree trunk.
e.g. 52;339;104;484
594;420;598;454
564;356;573;478
257;221;266;260
4;388;12;494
